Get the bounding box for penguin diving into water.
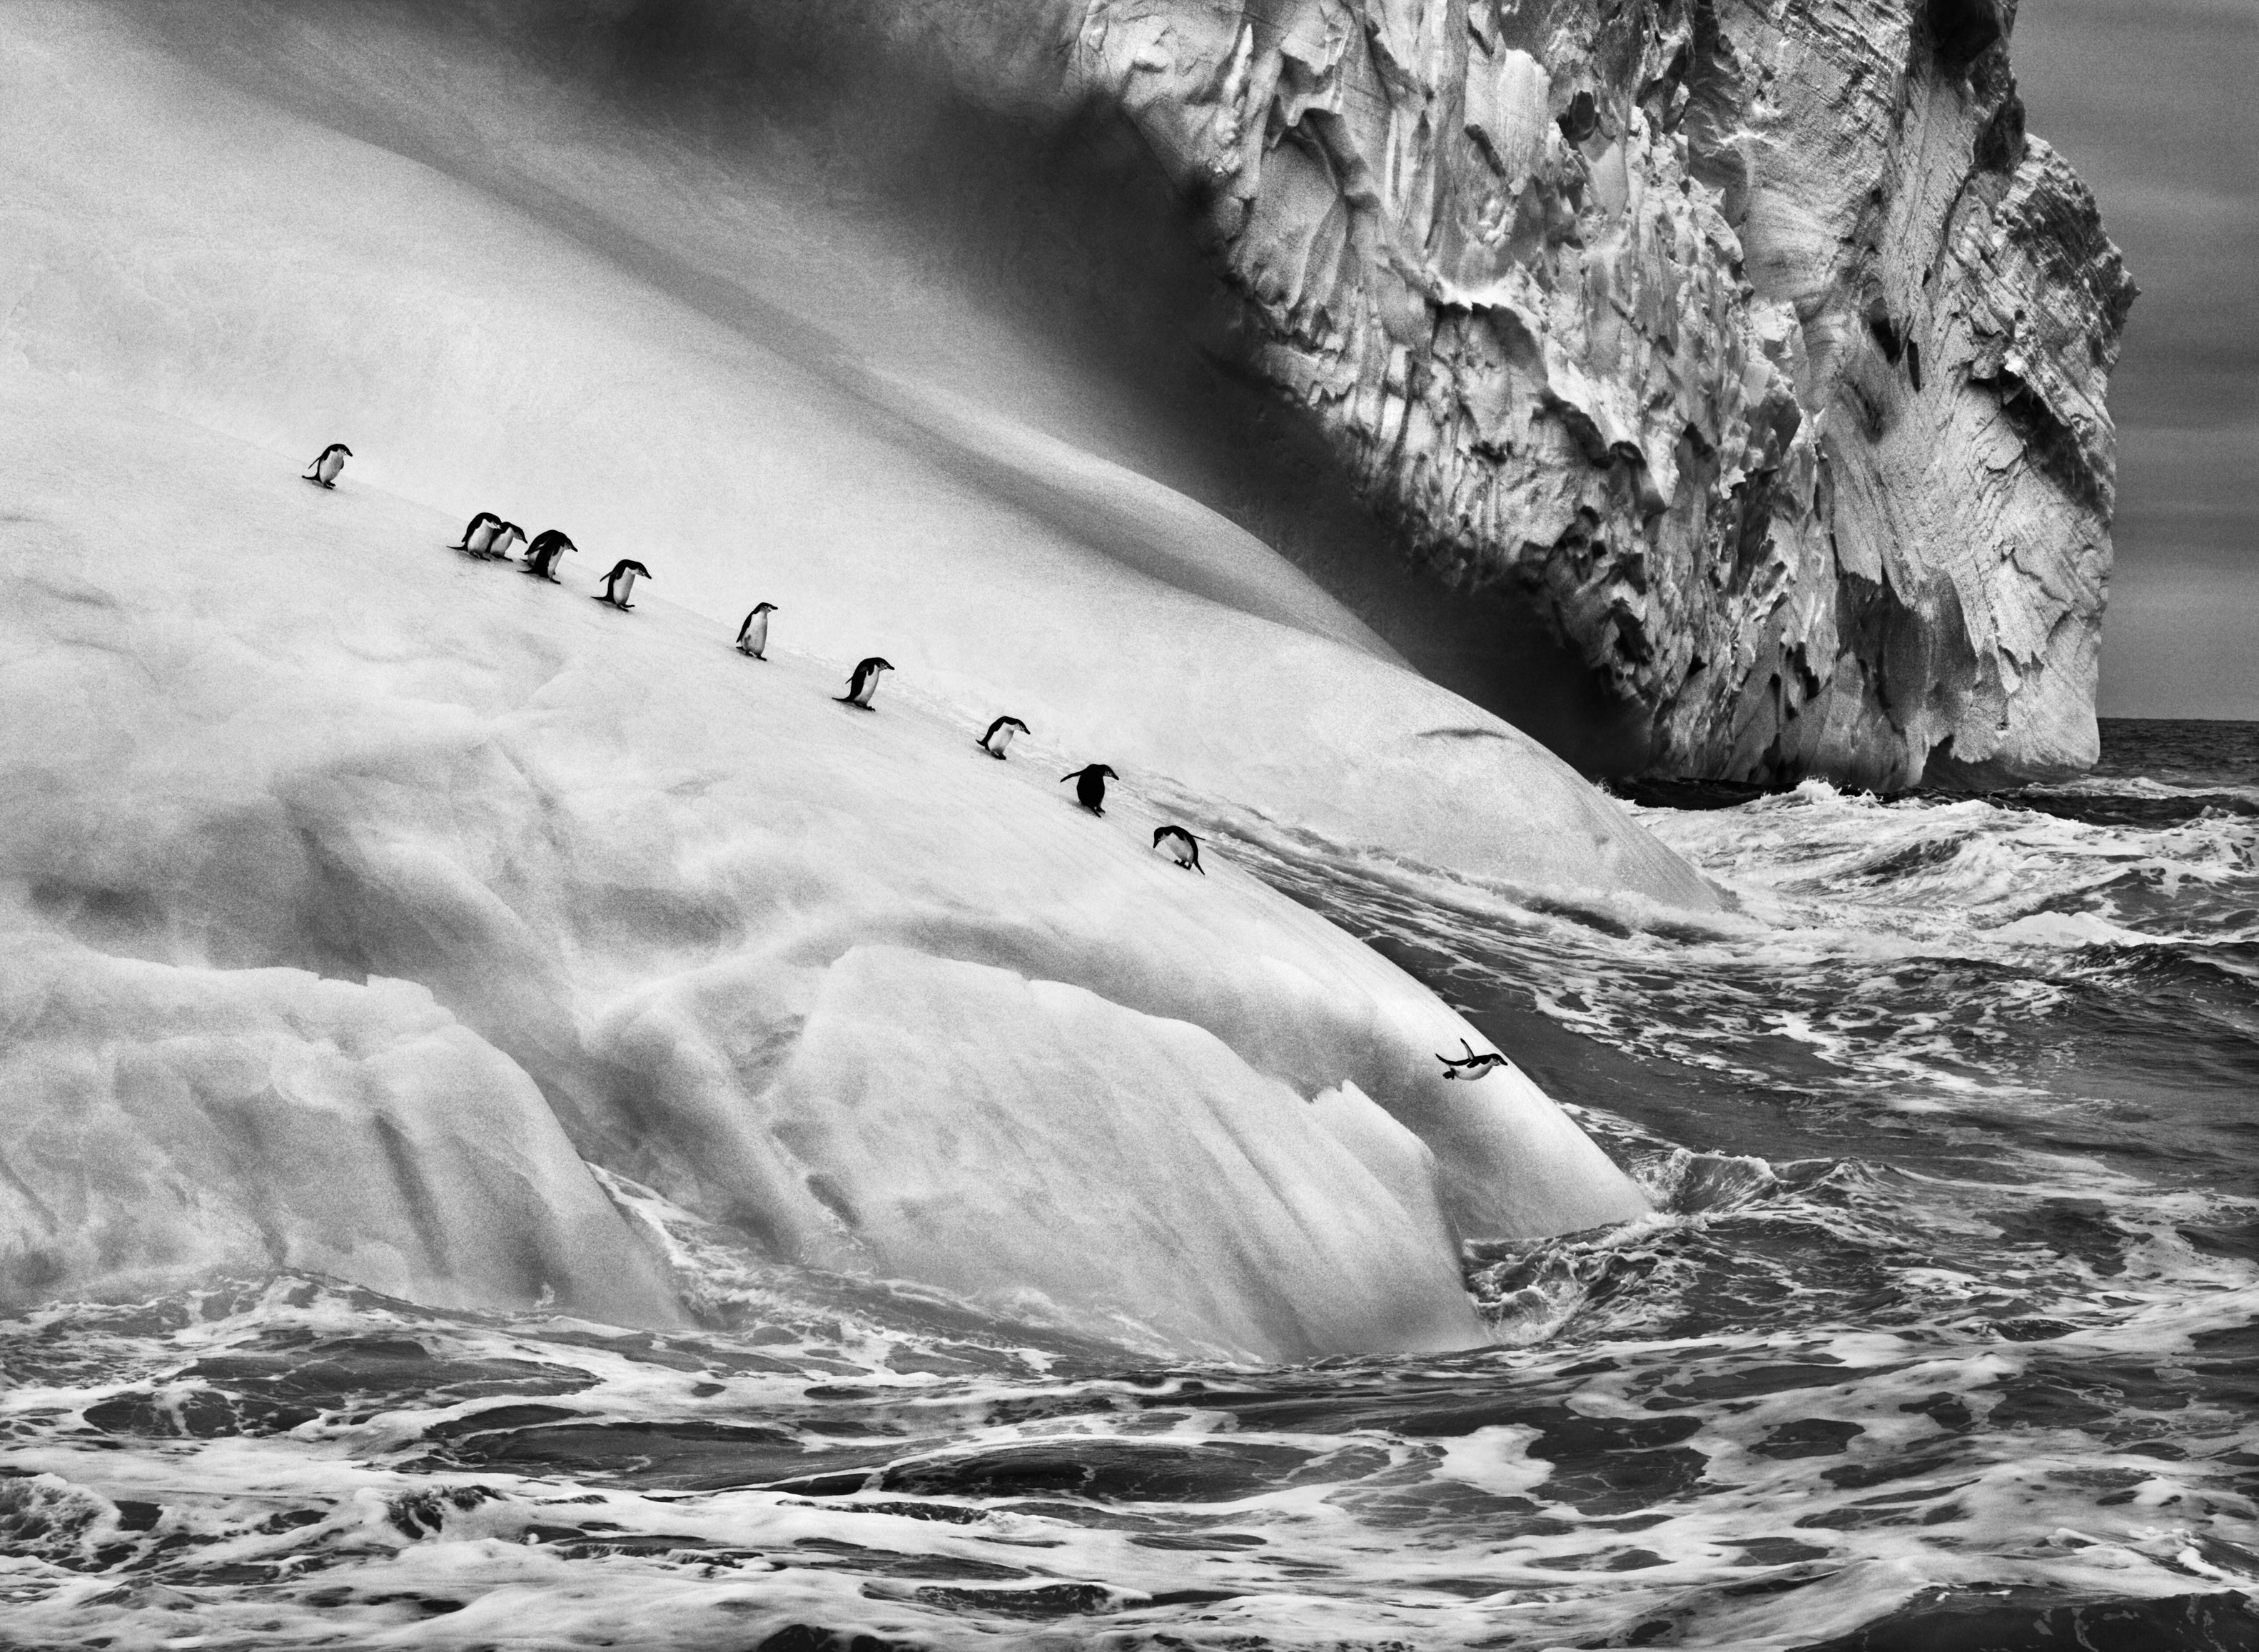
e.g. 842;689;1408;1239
301;444;351;488
737;602;777;659
595;559;651;610
522;529;575;582
1153;825;1204;873
1436;1039;1508;1081
977;716;1029;759
836;657;894;709
1061;764;1118;816
451;512;502;556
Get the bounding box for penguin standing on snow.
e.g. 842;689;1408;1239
1436;1039;1508;1081
1061;764;1118;816
522;529;575;582
835;657;894;709
737;602;777;659
488;522;527;562
976;716;1029;759
302;443;352;488
1153;825;1204;873
452;512;503;555
596;559;650;610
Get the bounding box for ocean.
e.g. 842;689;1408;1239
7;718;2258;1650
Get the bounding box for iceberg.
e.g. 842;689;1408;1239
0;1;1714;1361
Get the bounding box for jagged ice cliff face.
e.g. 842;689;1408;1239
1068;0;2134;787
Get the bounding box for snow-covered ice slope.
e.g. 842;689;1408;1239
0;2;1717;1360
0;1;1712;904
0;374;1655;1360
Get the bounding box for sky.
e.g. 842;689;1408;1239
2009;0;2258;719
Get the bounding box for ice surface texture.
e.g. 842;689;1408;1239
0;377;1658;1358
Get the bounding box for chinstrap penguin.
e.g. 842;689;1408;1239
1061;764;1118;816
522;529;575;581
836;657;894;709
488;522;527;562
1436;1039;1508;1081
452;512;502;555
596;559;651;610
1153;825;1204;873
301;443;351;488
737;602;777;659
977;715;1029;759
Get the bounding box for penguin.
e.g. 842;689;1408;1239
1153;825;1204;873
302;443;352;488
1436;1039;1509;1081
836;657;894;709
737;602;777;659
488;522;527;562
596;559;651;610
522;529;575;582
976;715;1029;759
1061;763;1118;816
452;512;502;555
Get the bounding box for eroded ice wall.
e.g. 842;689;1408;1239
1062;0;2134;787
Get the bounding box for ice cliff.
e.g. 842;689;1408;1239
1063;0;2135;787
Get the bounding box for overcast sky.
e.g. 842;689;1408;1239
2009;0;2258;719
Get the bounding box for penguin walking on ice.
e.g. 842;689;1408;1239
1061;763;1118;816
302;443;352;488
737;602;777;659
489;522;527;562
1436;1039;1508;1081
522;529;575;582
977;716;1029;759
835;657;894;709
1153;825;1204;873
596;559;650;610
452;512;502;555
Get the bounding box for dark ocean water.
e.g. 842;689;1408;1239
8;720;2259;1650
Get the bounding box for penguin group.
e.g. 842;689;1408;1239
301;442;1504;1080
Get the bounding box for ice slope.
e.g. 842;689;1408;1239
0;371;1656;1360
0;1;1716;906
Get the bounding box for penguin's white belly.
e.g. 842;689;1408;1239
616;569;638;604
991;724;1016;753
466;522;497;553
1168;842;1193;866
853;678;878;705
317;452;344;483
744;615;769;653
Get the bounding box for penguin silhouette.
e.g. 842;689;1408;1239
737;602;777;659
596;559;650;610
1061;764;1118;816
1153;825;1204;873
452;512;502;555
522;529;575;582
302;443;351;488
837;657;894;709
977;716;1029;759
1436;1039;1508;1081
